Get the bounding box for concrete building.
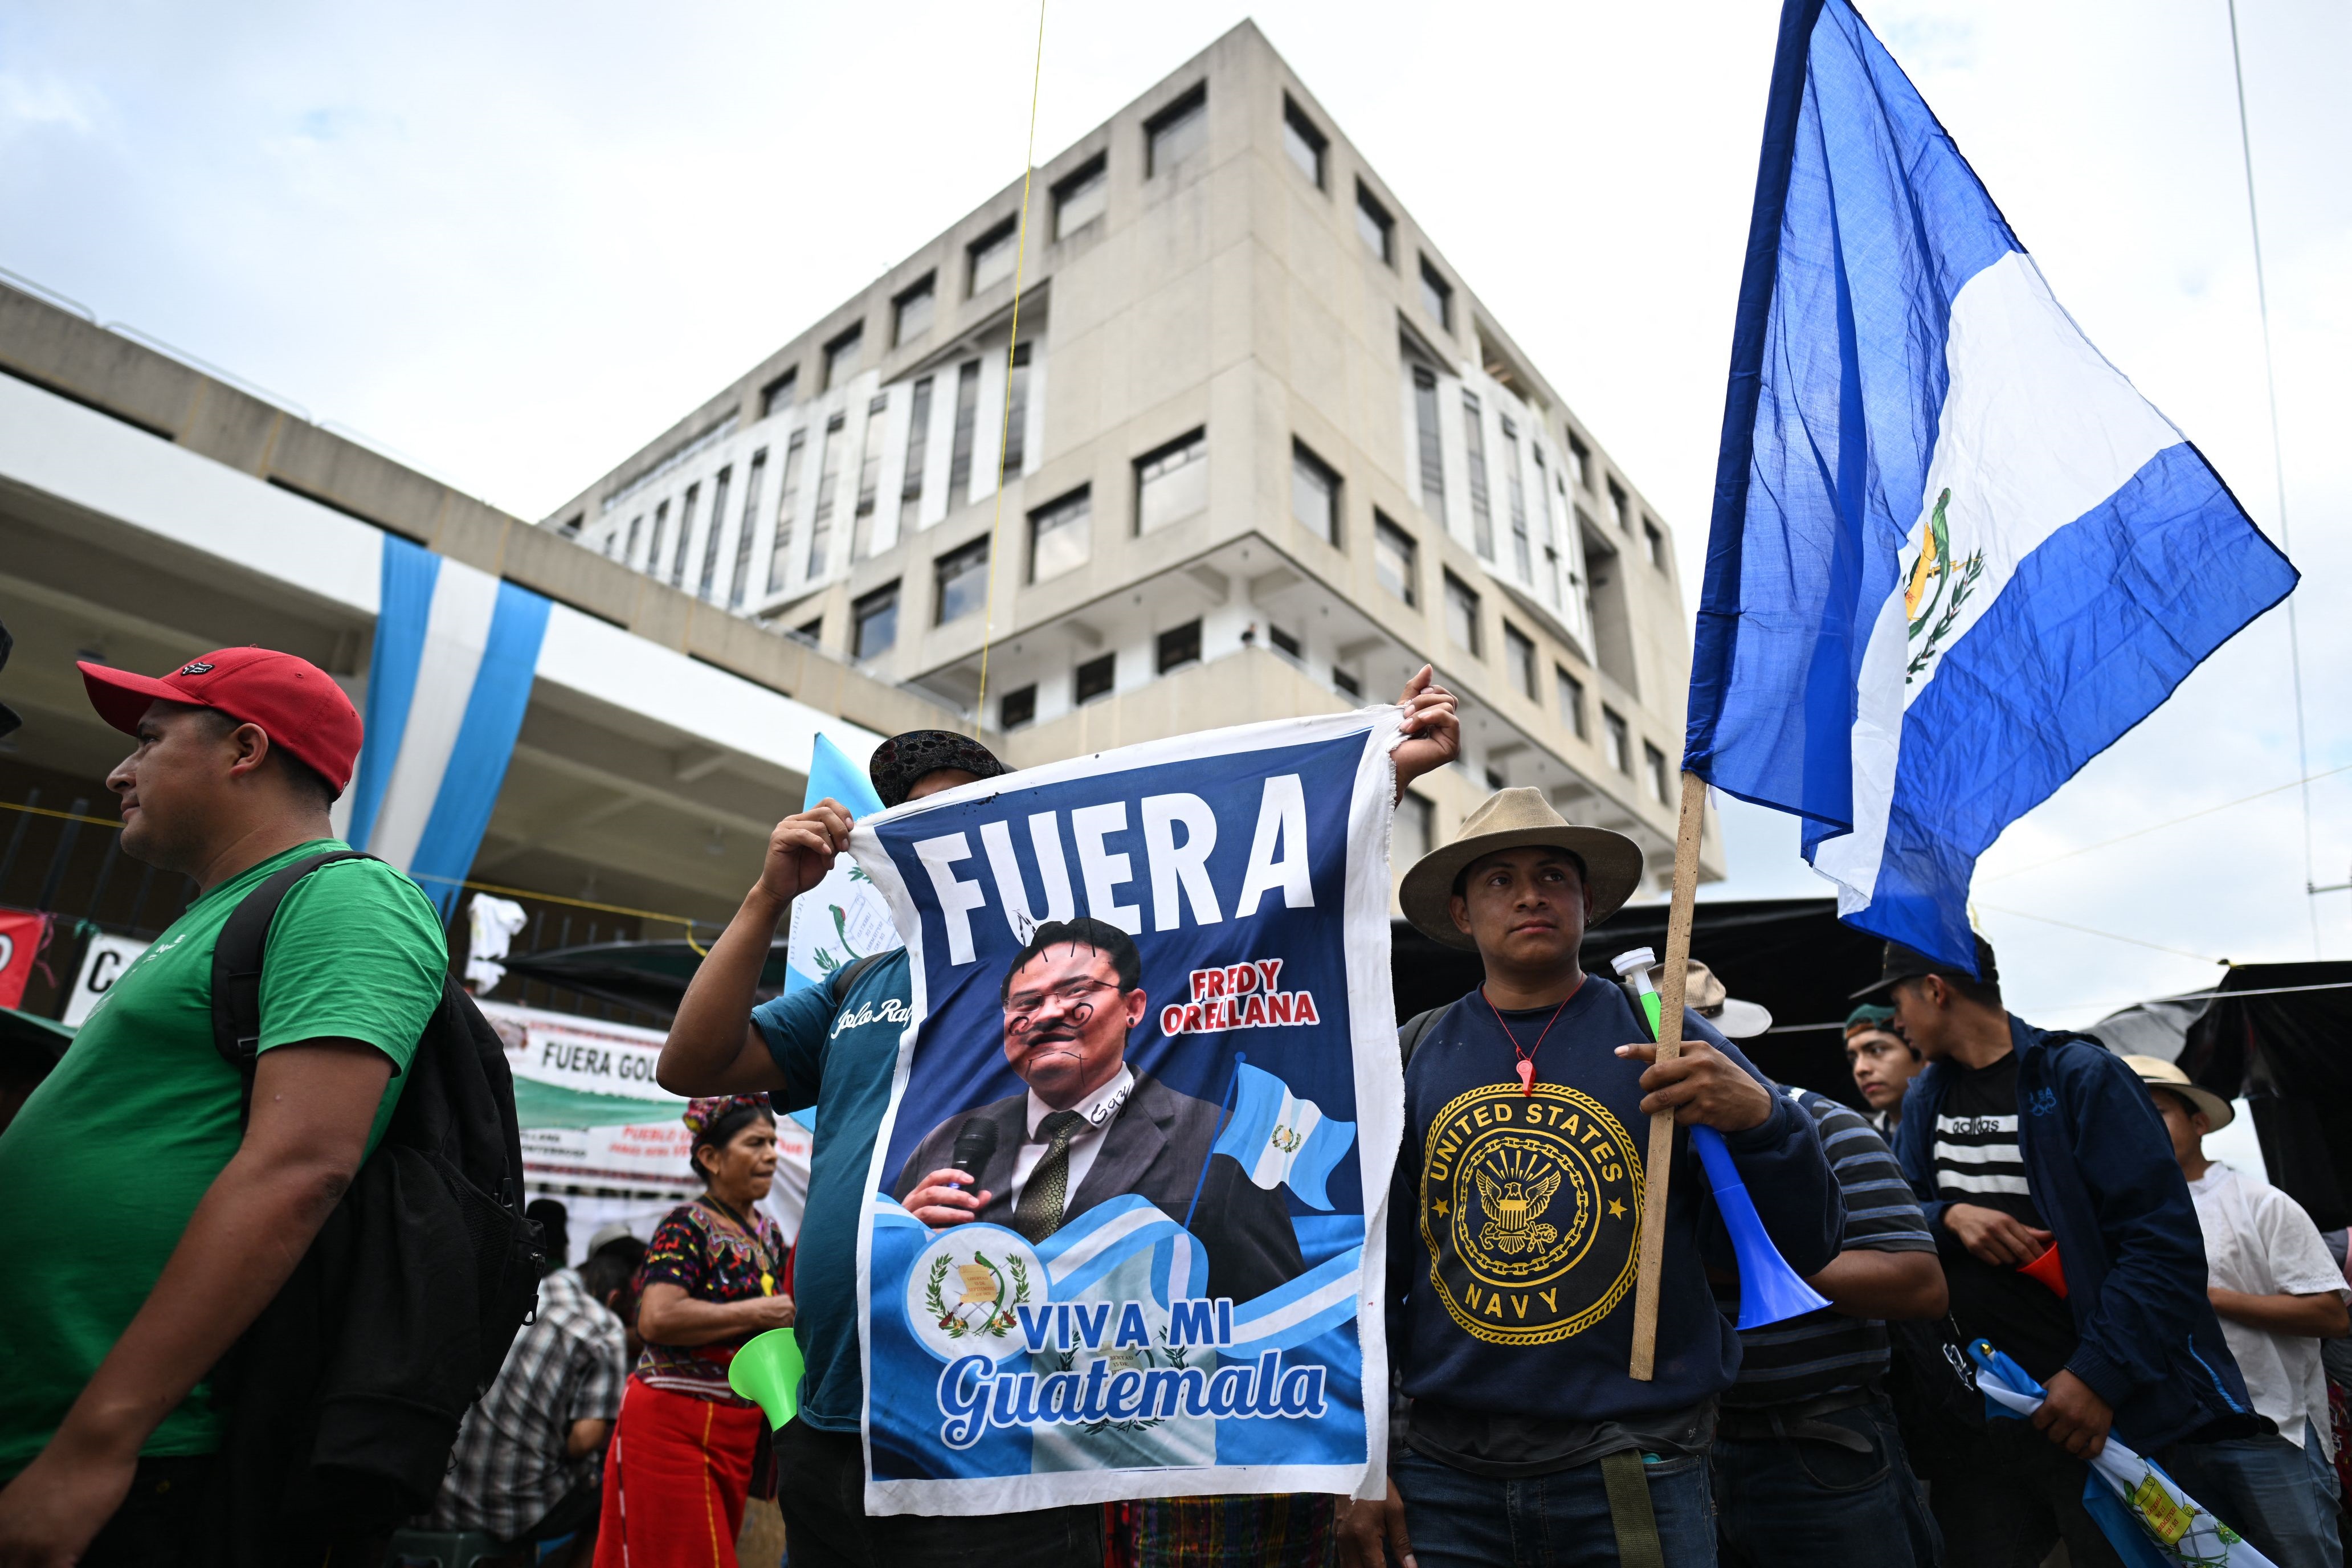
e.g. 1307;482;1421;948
540;22;1719;888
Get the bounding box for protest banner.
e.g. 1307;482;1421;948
846;708;1405;1514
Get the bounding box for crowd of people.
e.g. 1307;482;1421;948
1;642;2347;1568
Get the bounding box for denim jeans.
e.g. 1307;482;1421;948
1710;1399;1941;1567
2160;1420;2342;1568
1391;1444;1717;1567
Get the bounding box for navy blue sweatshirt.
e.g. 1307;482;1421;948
1385;976;1844;1434
1894;1016;2255;1452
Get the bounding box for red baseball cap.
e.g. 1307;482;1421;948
79;647;364;795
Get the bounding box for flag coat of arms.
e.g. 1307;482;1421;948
846;709;1404;1515
1686;0;2298;969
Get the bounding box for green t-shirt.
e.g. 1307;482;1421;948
0;840;448;1475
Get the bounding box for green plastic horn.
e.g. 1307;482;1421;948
728;1327;804;1429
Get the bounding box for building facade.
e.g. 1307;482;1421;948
542;22;1718;888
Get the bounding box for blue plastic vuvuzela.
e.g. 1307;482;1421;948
1690;1125;1832;1329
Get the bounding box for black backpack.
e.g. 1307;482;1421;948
201;851;543;1563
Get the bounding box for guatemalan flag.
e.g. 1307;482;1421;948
1686;0;2300;971
1211;1062;1357;1212
335;535;551;919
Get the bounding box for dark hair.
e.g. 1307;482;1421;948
1451;846;1588;901
526;1197;570;1274
689;1102;775;1182
195;707;336;807
999;916;1142;1003
1898;969;2003;1010
579;1249;637;1309
591;1234;648;1275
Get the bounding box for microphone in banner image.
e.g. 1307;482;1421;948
895;916;1308;1304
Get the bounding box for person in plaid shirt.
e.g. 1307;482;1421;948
424;1249;634;1553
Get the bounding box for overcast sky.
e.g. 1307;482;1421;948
3;0;2345;1029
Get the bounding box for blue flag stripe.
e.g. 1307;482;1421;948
409;581;552;918
345;536;437;855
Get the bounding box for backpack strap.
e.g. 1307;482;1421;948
210;850;379;1106
1398;1006;1444;1069
827;950;888;1008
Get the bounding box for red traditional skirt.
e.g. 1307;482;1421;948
594;1376;765;1568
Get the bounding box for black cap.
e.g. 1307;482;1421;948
868;729;1008;808
1850;934;1999;1000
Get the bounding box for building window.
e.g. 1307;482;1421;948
1291;440;1340;547
851;395;889;561
1418;257;1453;332
1157;618;1202;674
1532;445;1563;610
899;375;933;532
1411;365;1445;514
1146;83;1207;175
1462;392;1493;560
1000;342;1032;475
698;467;732;598
1053;155;1108;239
760;369;797;419
1501;417;1533;582
1355;181;1394;265
1282;96;1326;188
823;324;863;391
766;431;806;593
969;217;1019;296
1603;708;1630;774
671;483;700;587
1373;512;1417;606
1000;683;1038;730
794;615;823;644
806;414;846;577
1644;518;1667;570
1396;791;1434;864
1029;485;1091;583
645;499;669;578
933;536;990;624
893;274;936;346
1332;666;1362;699
948;360;982;500
1134;429;1207;534
1567;430;1591;491
1075;651;1117;704
851;582;899;659
1644;742;1671;804
728;448;765;609
558;512;584;538
625;513;644;566
1504;622;1537;700
1444;571;1481;656
1268;623;1302;659
1608;478;1631;533
1555;666;1587;738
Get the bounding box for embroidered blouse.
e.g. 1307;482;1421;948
633;1199;788;1403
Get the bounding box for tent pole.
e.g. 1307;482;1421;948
1628;770;1707;1380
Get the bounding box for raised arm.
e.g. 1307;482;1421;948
660;800;853;1097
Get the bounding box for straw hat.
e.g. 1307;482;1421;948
1400;787;1644;951
1671;960;1774;1039
2122;1055;2235;1131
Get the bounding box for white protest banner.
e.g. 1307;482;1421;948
847;708;1404;1515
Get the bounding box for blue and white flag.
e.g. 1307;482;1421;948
847;709;1405;1515
782;732;898;997
337;535;551;918
1686;0;2299;971
1211;1061;1357;1212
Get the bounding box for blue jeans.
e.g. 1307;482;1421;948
1391;1444;1717;1567
2161;1420;2342;1568
1711;1399;1940;1567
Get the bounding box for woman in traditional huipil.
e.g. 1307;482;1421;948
595;1094;793;1567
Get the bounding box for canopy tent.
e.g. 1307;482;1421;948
500;938;794;1018
2178;962;2352;1230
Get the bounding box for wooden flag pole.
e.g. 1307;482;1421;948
1627;769;1709;1381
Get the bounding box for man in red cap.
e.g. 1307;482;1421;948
0;648;448;1566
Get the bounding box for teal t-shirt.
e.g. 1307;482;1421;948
751;950;912;1434
0;840;448;1473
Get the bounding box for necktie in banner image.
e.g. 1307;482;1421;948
1014;1110;1087;1242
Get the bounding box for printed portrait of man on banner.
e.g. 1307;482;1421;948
847;709;1406;1516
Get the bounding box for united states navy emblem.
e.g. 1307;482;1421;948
1420;1083;1642;1346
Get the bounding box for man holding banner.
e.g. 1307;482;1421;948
1344;788;1843;1568
659;669;1458;1561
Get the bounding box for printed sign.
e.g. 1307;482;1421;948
63;933;149;1027
0;910;47;1010
848;710;1404;1514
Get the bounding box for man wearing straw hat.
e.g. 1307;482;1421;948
1342;789;1842;1568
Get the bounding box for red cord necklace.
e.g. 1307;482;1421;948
1481;984;1574;1096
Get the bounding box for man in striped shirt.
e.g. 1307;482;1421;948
1713;1086;1945;1566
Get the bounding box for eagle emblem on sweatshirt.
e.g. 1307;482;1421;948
1474;1159;1563;1255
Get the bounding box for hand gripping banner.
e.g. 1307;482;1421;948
849;709;1406;1514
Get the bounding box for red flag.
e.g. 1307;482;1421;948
0;909;48;1009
